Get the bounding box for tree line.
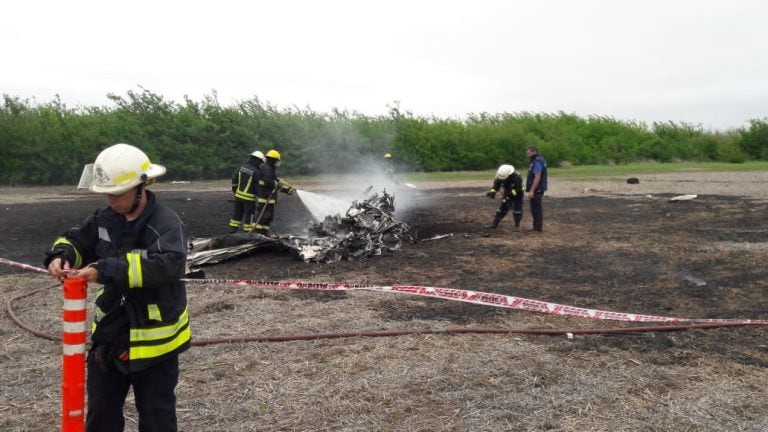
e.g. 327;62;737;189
1;89;766;185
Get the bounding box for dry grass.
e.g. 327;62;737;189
3;172;768;431
3;273;768;431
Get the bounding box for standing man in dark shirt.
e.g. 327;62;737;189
525;146;548;232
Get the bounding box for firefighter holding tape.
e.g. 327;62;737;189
485;164;524;230
44;143;190;432
254;149;296;235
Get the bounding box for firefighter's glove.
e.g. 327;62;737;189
286;188;295;195
485;190;496;199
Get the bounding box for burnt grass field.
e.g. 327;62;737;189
1;173;768;431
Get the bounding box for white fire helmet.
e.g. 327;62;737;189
495;164;515;180
251;150;266;163
89;143;166;194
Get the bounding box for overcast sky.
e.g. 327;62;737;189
2;0;766;130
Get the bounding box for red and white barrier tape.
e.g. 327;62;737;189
4;257;767;325
188;277;768;325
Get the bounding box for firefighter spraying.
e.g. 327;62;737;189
485;164;524;230
44;143;190;431
229;150;265;233
254;149;296;235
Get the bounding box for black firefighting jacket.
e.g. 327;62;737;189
44;190;190;372
491;172;524;201
257;162;291;205
232;158;262;202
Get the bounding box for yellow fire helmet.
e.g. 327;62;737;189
266;149;281;160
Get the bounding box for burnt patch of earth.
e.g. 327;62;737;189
3;176;768;431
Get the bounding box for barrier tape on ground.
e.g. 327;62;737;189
4;257;767;325
188;277;768;325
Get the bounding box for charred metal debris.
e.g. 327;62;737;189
187;188;417;268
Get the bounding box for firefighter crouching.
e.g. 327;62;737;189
255;149;296;235
229;150;265;233
485;164;524;229
44;143;190;431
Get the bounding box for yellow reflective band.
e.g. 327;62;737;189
126;251;143;288
141;159;151;172
130;309;189;342
147;304;162;321
52;237;83;268
235;191;255;200
130;325;191;360
114;170;138;185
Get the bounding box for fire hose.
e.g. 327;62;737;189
2;257;766;346
252;188;278;229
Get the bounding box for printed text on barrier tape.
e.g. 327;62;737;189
186;277;768;325
3;257;767;325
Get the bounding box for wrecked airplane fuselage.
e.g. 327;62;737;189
187;188;417;268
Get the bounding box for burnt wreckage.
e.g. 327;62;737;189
187;188;417;269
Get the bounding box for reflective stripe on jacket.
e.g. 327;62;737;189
492;172;524;200
233;160;261;202
45;190;190;372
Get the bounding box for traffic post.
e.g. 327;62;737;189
62;277;87;432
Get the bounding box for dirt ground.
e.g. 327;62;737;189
1;171;768;431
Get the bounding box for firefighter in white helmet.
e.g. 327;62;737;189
229;150;266;233
485;164;524;229
44;143;190;431
254;149;296;235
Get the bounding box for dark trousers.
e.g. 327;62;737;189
530;192;544;231
229;199;256;231
496;196;523;226
254;203;275;234
86;352;179;432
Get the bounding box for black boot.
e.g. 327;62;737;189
485;216;501;229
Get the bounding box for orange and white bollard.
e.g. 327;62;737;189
62;277;87;432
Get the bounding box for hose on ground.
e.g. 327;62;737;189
6;286;757;346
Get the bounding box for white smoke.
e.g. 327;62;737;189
296;190;351;221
